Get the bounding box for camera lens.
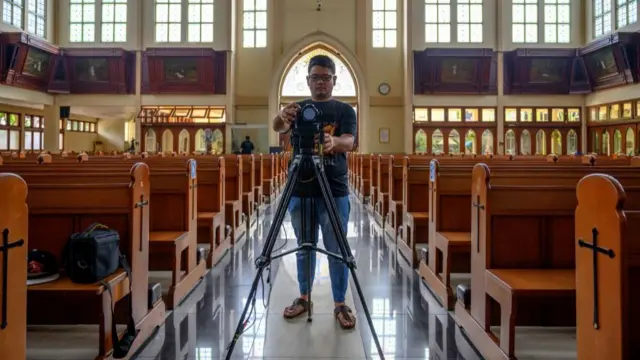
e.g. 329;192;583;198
301;105;318;122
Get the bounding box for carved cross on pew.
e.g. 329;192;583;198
472;195;484;253
1;228;24;329
578;227;615;330
135;195;149;252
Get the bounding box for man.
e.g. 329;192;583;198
240;136;255;154
272;54;357;329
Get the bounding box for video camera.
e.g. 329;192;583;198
291;103;326;154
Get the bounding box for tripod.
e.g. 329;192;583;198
224;152;385;359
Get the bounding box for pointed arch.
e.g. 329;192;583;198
448;129;461;154
551;129;562;155
626;127;635;155
505;130;516;155
465;130;476;155
414;129;427;154
269;32;369;150
280;46;357;97
613;129;622;154
567;129;578;155
161;129;173;153
145;129;157;153
432;129;444;154
178;129;190;154
520;130;531;155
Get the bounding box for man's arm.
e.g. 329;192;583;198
331;104;357;153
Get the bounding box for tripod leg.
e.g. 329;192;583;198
224;159;302;360
311;159;386;360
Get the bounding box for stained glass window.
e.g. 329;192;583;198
4;0;23;28
594;0;612;37
512;0;538;43
156;0;182;42
243;0;267;48
373;0;397;48
70;0;95;42
457;0;482;43
616;0;637;29
425;0;451;43
27;0;46;37
281;48;357;97
102;0;127;42
543;0;570;43
188;0;215;43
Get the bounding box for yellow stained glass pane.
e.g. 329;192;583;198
414;108;429;122
482;109;495;122
552;108;564;122
174;108;191;117
505;108;517;122
464;108;478;121
623;103;632;118
520;108;533;122
590;108;597;121
568;109;580;122
431;108;445;121
536;109;549;122
209;108;225;118
599;106;607;121
448;108;462;122
192;108;208;117
610;104;620;120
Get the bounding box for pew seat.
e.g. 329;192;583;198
28;269;127;294
150;231;189;245
436;231;470;248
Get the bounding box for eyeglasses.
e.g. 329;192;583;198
308;74;334;82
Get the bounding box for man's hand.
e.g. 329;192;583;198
323;134;335;154
278;102;300;126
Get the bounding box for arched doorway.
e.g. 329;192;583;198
269;34;369;152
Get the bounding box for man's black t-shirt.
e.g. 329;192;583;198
240;140;254;154
288;99;357;198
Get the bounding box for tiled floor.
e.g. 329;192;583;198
132;195;485;360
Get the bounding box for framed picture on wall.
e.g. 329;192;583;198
379;128;390;143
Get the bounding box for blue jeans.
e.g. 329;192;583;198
287;196;350;303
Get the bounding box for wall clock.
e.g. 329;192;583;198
378;82;391;95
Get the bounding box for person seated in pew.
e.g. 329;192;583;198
272;54;358;329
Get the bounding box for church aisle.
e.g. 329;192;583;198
133;196;484;359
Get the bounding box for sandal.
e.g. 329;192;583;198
334;305;356;330
283;298;311;319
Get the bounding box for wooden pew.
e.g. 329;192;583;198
384;155;404;241
240;155;257;226
365;154;378;213
374;154;391;226
0;173;27;360
575;174;640;360
397;156;430;268
262;154;275;204
454;163;640;360
253;154;264;214
22;164;166;359
223;155;246;243
358;154;371;203
194;156;230;268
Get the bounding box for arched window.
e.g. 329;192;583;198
613;129;622;154
602;130;610;155
212;129;224;154
432;129;444;154
195;129;206;152
481;130;493;155
414;129;427;153
281;47;357;97
505;130;516;155
536;130;546;155
162;129;174;153
520;130;531;155
464;130;476;155
145;129;156;153
567;129;578;155
448;130;460;154
179;129;190;154
593;131;600;154
551;129;562;155
626;127;635;156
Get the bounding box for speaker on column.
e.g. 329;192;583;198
60;106;70;119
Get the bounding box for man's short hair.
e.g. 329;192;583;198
245;136;250;140
308;55;336;75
